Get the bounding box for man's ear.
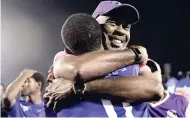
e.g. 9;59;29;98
37;82;42;90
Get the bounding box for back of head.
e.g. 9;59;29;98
32;72;45;92
61;13;102;55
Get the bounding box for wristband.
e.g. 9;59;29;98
72;79;86;99
129;47;141;64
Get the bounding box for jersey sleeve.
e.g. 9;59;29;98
5;99;21;117
175;94;190;117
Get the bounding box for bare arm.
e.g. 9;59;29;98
44;73;164;104
54;49;140;81
85;75;164;102
84;59;164;102
3;70;36;109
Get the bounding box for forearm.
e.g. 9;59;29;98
85;76;164;102
77;49;136;80
55;49;136;81
3;74;27;107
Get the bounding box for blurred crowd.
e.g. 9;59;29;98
1;63;189;117
163;63;190;99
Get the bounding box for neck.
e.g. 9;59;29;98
27;91;42;104
65;48;73;54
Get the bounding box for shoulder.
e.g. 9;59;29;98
166;78;178;85
169;93;188;103
176;78;190;86
53;51;73;65
169;93;189;112
5;99;22;114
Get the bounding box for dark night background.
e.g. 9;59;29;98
1;0;190;85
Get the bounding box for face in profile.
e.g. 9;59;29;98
21;78;41;96
96;15;131;51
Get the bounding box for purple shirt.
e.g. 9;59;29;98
175;78;190;100
41;64;140;117
125;92;190;117
165;77;178;93
6;99;43;117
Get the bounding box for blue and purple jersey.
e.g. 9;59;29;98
125;92;190;117
6;99;43;117
41;51;190;117
165;77;178;93
175;78;190;100
41;51;140;117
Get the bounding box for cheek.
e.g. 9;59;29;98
23;82;29;88
27;84;33;90
127;33;130;40
28;83;38;91
104;25;114;34
124;31;130;42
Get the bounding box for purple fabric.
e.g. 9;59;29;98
41;65;140;117
6;99;43;117
175;78;190;100
165;77;178;93
131;93;189;117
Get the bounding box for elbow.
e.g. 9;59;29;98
3;93;10;102
2;93;12;108
149;80;164;101
54;62;79;81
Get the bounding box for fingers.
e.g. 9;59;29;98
23;69;37;73
44;76;75;108
20;69;37;77
47;73;54;83
46;95;56;108
44;83;73;106
48;66;54;74
130;45;148;66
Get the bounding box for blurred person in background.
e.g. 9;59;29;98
130;60;190;117
164;63;178;93
186;71;190;78
2;69;45;117
176;71;186;79
175;71;190;101
0;83;8;117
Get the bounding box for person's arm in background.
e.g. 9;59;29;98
54;46;147;82
3;70;36;109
